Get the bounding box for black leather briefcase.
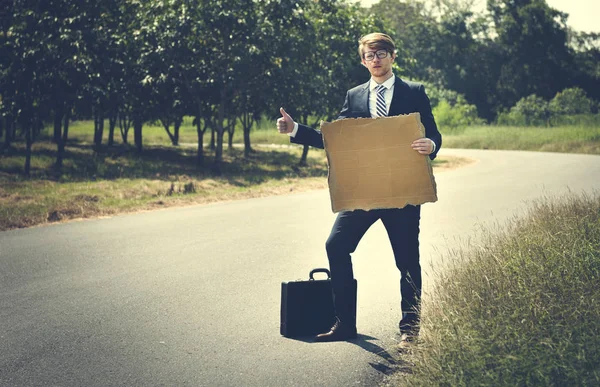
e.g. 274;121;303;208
280;268;357;338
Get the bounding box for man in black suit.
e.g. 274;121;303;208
277;33;441;344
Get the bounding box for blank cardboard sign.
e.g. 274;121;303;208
320;113;437;213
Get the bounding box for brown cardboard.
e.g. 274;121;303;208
320;113;437;213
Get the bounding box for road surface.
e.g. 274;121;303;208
1;149;599;386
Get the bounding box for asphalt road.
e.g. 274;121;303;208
1;149;600;387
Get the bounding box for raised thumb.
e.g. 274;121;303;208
280;107;291;121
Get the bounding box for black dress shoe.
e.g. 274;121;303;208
315;318;357;342
396;332;417;352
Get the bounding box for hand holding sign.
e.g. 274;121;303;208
411;138;435;155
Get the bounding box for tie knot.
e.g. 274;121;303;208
375;84;386;94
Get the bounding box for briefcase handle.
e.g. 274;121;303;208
309;268;331;280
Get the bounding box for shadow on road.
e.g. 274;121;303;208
351;334;412;376
282;333;412;376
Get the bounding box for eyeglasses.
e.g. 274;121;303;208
363;49;389;61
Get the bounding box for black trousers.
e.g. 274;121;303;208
325;205;422;334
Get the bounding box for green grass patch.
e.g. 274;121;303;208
0;142;330;230
42;118;600;155
442;125;600;154
394;192;600;385
8;116;591;231
47;116;290;147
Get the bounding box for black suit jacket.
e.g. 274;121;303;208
291;76;442;160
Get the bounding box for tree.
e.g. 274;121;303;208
3;0;59;174
198;0;272;174
369;0;501;120
269;0;383;165
487;0;574;111
569;32;600;103
369;0;432;80
0;0;14;150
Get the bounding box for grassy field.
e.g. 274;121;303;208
59;117;600;154
0;141;331;231
389;192;600;385
1;118;477;231
1;119;599;231
442;124;600;154
63;116;293;146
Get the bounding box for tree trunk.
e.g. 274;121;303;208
24;123;33;176
93;106;104;150
227;118;234;150
210;125;216;150
56;110;70;170
3;114;14;150
160;117;178;145
119;112;130;144
56;131;65;171
3;114;13;149
108;110;117;146
62;108;70;144
195;113;204;167
299;145;309;166
243;128;252;157
212;89;226;175
0;115;4;150
299;114;310;166
214;127;224;175
173;116;182;146
241;111;253;158
134;118;143;153
53;106;63;143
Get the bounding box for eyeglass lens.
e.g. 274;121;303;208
364;50;388;61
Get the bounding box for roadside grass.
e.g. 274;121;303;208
3;118;598;231
46;119;600;154
2;118;464;231
0;141;331;231
442;124;600;154
391;192;600;385
58;116;295;146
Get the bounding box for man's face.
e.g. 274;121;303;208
361;48;395;79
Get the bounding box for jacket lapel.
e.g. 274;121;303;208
354;82;370;117
389;76;410;116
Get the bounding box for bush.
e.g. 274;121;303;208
510;94;550;126
549;113;600;127
496;88;600;127
433;97;484;132
422;82;462;109
549;87;594;116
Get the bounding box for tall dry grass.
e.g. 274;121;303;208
396;192;600;385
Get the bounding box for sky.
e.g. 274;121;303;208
357;0;600;33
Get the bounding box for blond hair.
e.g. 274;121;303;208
357;33;396;58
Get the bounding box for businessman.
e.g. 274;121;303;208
277;33;442;344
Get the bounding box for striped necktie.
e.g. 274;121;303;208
375;84;387;117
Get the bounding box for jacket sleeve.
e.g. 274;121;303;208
290;123;324;149
417;85;442;160
290;91;351;149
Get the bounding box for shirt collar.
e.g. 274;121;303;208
369;74;396;91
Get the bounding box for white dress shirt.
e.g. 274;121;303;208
368;75;395;118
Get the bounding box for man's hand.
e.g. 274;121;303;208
411;138;435;155
277;107;294;134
